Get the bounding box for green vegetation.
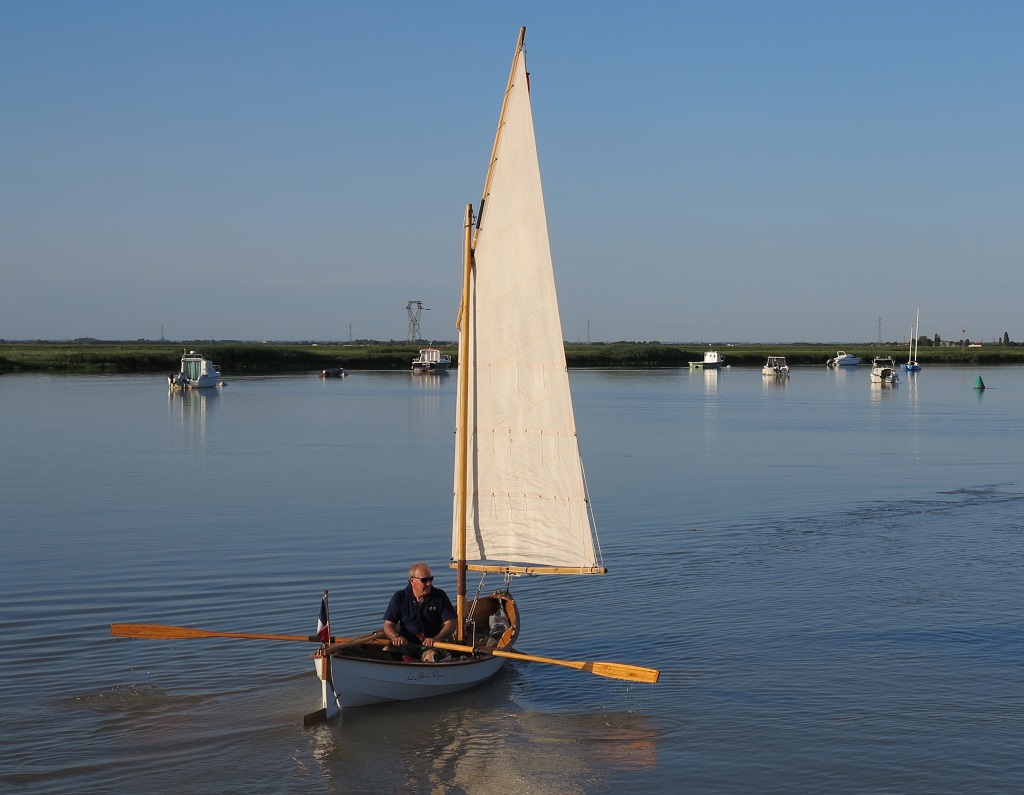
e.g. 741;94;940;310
2;339;1023;375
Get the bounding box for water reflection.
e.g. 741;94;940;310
168;388;218;448
688;367;718;395
411;370;449;390
869;382;898;401
308;685;659;793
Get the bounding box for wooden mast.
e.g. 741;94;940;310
454;202;474;640
453;27;527;642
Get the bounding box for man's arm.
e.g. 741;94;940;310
384;619;406;646
423;618;457;647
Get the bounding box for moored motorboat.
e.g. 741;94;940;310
411;347;451;372
168;350;223;389
689;350;725;369
827;351;861;367
762;356;790;376
870;356;899;384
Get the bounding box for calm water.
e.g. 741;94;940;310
2;365;1023;793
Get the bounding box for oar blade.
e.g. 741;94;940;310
111;623;213;640
432;640;660;684
110;623;331;643
585;661;661;684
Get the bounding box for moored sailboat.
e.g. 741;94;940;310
902;306;922;372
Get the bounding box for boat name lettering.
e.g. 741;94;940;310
406;669;448;683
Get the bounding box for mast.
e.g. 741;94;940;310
914;305;920;362
454;27;526;641
454;203;474;640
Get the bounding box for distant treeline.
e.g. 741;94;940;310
2;340;1023;374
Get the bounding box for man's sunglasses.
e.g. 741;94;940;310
412;576;434;583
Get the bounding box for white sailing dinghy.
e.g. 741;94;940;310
313;26;614;718
111;28;657;723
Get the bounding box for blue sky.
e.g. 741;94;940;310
2;1;1021;343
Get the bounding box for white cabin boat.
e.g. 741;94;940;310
411;347;452;372
168;350;223;389
827;351;861;367
762;356;790;376
870;356;899;385
689;350;725;369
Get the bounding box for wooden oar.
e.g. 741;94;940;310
322;630;385;654
430;641;660;684
111;623;356;644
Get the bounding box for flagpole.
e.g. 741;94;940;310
318;589;331;647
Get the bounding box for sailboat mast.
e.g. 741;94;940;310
915;305;920;361
454;202;474;640
453;26;526;641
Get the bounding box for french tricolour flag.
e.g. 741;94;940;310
316;593;330;643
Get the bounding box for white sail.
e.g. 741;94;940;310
452;34;602;574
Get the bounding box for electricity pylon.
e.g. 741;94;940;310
405;300;429;342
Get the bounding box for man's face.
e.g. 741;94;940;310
410;568;434;598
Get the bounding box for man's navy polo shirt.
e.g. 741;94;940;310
383;584;457;642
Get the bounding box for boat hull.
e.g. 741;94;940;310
412;361;450;372
167;374;220;389
328;653;506;709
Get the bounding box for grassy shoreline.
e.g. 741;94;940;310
3;341;1022;374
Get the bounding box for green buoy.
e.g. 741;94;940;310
975;376;985;390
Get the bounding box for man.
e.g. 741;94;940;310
383;563;457;662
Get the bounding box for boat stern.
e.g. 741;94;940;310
313;648;340;720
